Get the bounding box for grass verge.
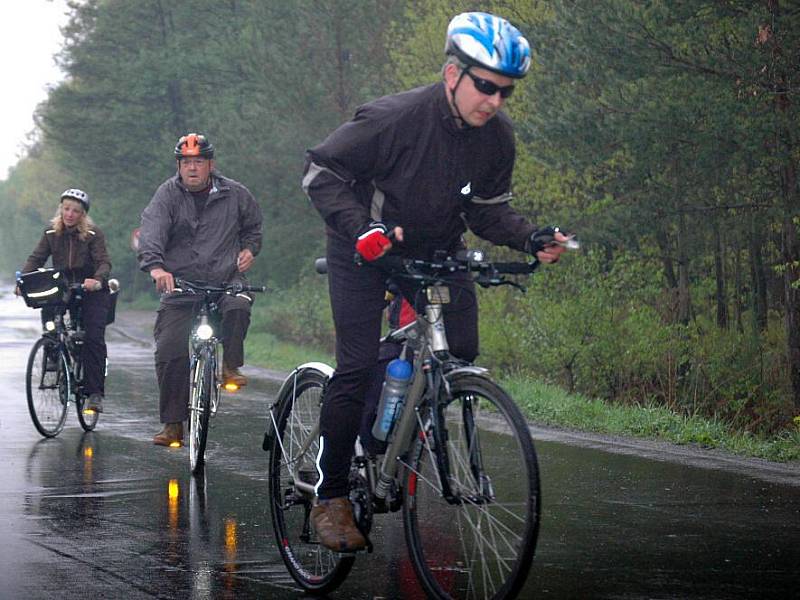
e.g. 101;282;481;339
503;375;800;463
246;330;333;373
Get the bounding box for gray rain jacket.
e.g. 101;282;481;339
138;172;262;285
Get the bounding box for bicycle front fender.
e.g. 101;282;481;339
262;361;334;452
443;365;489;382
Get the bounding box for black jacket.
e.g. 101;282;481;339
302;82;535;257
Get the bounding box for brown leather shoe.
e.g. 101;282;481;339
310;497;367;552
85;393;104;414
222;365;247;388
153;422;183;447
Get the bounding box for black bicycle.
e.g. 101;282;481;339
17;268;119;438
174;279;266;473
265;249;542;599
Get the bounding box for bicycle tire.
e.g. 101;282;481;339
268;366;354;594
402;373;541;600
75;358;99;431
189;348;213;473
26;336;69;438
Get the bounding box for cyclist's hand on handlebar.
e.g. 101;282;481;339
237;248;254;272
528;226;574;264
149;267;175;293
355;222;404;262
83;278;102;292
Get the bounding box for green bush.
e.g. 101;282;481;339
250;272;335;353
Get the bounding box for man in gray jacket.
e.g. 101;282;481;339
138;133;262;447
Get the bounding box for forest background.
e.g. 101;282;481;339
1;0;798;444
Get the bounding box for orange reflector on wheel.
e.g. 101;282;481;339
169;441;181;448
83;408;96;415
224;382;239;392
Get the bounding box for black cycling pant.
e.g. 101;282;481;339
42;291;110;397
153;294;251;424
316;237;478;499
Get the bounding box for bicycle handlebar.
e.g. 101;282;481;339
173;278;268;295
315;249;540;290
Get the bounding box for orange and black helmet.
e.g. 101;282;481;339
174;133;214;159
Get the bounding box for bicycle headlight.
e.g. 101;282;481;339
45;321;56;332
196;323;214;340
469;249;485;263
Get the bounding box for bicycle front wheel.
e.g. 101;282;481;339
189;348;214;473
75;359;99;431
26;336;69;438
402;373;541;600
267;366;354;594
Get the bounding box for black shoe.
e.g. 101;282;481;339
85;393;104;414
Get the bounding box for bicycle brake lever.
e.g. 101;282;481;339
502;280;527;293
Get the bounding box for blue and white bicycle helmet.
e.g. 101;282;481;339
445;12;531;79
61;188;90;212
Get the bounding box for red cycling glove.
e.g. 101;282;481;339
355;223;392;261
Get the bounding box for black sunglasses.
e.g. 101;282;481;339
464;70;515;99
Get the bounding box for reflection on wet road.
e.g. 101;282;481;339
0;289;798;599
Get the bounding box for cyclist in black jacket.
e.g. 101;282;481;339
302;12;569;552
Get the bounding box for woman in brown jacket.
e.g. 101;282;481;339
21;189;112;413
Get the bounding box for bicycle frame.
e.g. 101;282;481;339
271;288;487;508
48;290;86;397
266;250;546;598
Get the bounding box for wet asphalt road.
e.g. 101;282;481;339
0;288;798;599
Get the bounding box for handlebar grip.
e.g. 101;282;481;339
241;285;267;293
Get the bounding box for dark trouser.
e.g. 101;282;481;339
153;294;251;424
316;238;478;499
42;290;110;396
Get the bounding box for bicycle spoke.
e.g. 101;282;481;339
26;337;69;437
403;374;540;600
268;367;353;593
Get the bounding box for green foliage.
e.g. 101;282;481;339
478;250;794;433
249;270;334;354
2;0;799;438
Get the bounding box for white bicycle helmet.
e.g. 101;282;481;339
445;12;531;79
61;188;90;212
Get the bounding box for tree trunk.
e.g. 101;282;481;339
733;246;745;333
676;208;692;325
655;227;678;289
749;213;768;333
780;158;800;410
155;1;183;132
764;0;800;410
713;221;728;328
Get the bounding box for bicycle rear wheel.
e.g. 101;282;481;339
26;336;69;438
189;348;214;473
402;373;540;600
75;359;99;431
267;366;354;594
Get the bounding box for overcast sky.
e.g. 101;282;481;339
0;0;69;180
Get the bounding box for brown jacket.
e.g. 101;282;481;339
23;225;112;285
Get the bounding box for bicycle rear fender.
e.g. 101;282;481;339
262;361;334;452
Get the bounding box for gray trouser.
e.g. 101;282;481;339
153;295;251;423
